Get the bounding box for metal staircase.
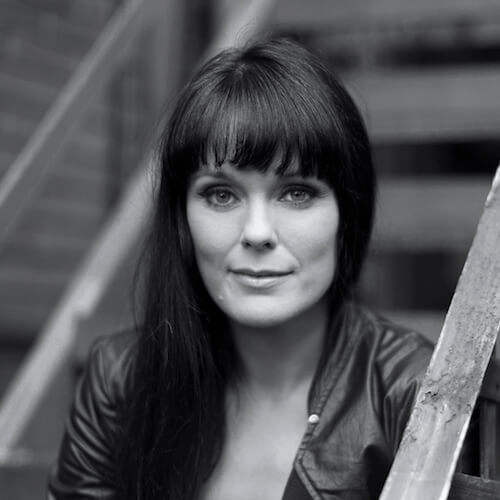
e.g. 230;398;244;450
0;0;500;498
0;0;122;338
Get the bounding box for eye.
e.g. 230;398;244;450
201;186;239;208
280;186;317;206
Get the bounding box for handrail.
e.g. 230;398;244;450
0;0;275;456
0;159;152;455
0;0;156;245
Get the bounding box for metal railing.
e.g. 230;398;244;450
0;0;159;243
0;0;275;483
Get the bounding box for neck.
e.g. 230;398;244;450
229;297;329;400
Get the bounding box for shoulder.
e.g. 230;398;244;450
83;329;138;405
48;329;139;498
344;302;434;385
87;328;138;374
343;303;434;450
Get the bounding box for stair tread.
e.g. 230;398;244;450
374;175;490;250
1;0;113;37
10;231;90;253
0;9;98;59
272;0;500;30
0;71;58;102
0;265;67;286
0;53;72;89
0;36;78;71
343;66;500;140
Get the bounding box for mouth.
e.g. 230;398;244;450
230;268;293;278
229;268;293;289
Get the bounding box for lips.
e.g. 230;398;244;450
229;268;293;290
230;268;292;277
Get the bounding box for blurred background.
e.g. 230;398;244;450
0;0;499;497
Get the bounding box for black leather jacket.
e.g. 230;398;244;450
48;303;434;499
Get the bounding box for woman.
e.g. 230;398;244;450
48;38;433;499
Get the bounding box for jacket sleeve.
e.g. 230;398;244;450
378;329;433;454
47;338;120;499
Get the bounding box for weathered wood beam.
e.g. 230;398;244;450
383;310;500;401
380;166;500;500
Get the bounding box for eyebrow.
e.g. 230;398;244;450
191;168;313;181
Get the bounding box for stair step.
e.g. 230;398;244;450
0;303;56;336
1;15;96;61
0;266;71;334
54;161;109;185
0;58;142;128
0;267;66;312
0;35;77;73
374;176;490;250
0;265;66;287
307;19;500;64
0;238;84;276
0;111;109;162
0;69;58;101
0;84;142;169
58;138;140;176
38;171;107;208
0;114;37;159
0;148;111;194
343;66;500;140
0;456;52;500
15;198;104;243
0;123;29;157
0;50;72;89
272;0;500;31
1;0;114;35
0;85;51;126
11;231;89;254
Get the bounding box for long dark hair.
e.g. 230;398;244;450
117;37;375;499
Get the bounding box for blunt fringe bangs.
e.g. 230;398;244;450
165;38;364;186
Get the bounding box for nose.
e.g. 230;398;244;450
240;199;278;251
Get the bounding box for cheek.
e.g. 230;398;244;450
304;226;337;277
186;207;238;271
285;208;338;283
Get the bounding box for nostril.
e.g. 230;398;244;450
240;235;276;250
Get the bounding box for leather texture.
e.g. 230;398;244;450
48;303;435;499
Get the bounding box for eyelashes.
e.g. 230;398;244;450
198;184;320;210
201;186;239;208
280;186;318;206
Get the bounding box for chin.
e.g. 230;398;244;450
222;300;311;329
231;312;291;329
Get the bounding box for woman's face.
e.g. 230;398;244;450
186;162;339;328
